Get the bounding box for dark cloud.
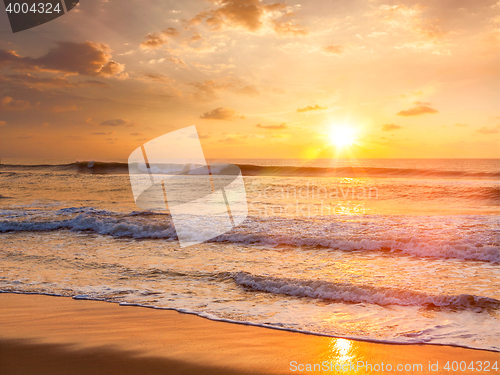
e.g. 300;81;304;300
0;42;125;78
396;105;439;116
382;124;402;131
93;131;116;135
256;123;287;129
297;104;327;113
5;73;107;87
100;119;129;126
200;107;244;120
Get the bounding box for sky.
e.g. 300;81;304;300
0;0;499;160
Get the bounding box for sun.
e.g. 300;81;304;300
329;125;357;148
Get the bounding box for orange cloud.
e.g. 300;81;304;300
322;45;343;55
48;104;81;113
297;104;327;113
0;120;6;126
189;80;236;101
476;125;500;134
256;123;287;129
142;73;172;82
272;20;308;37
141;34;167;49
140;28;179;49
188;0;304;36
1;96;29;111
200;107;244;120
236;85;260;96
396;105;439;116
382;123;402;131
218;135;248;143
162;28;180;37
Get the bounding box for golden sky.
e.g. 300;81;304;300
0;0;499;160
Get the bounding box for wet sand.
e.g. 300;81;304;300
0;293;498;374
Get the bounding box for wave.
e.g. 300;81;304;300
0;209;498;263
1;161;499;179
0;209;177;239
233;272;500;311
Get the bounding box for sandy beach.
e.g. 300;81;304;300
0;293;497;375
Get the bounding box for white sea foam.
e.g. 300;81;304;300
0;209;498;262
232;272;500;310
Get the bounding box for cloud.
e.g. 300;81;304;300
272;20;308;37
139;28;179;49
130;132;143;136
378;4;449;54
322;45;343;55
382;123;402;131
49;104;81;113
140;33;168;49
297;104;327;113
0;96;29;111
454;123;468;127
476;125;500;134
188;0;304;37
0;121;6;126
142;73;172;82
0;42;125;78
18;134;34;139
236;85;260;96
93;131;116;135
414;101;432;106
396;105;439;116
162;27;180;37
100;119;130;126
200;107;244;120
166;57;187;67
5;74;108;87
368;31;387;38
189;80;235;101
218;135;248;143
256;123;287;129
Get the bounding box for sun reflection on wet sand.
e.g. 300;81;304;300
329;338;353;363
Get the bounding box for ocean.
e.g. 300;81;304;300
0;158;499;351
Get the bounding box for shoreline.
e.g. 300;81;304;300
0;293;498;374
4;290;499;354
